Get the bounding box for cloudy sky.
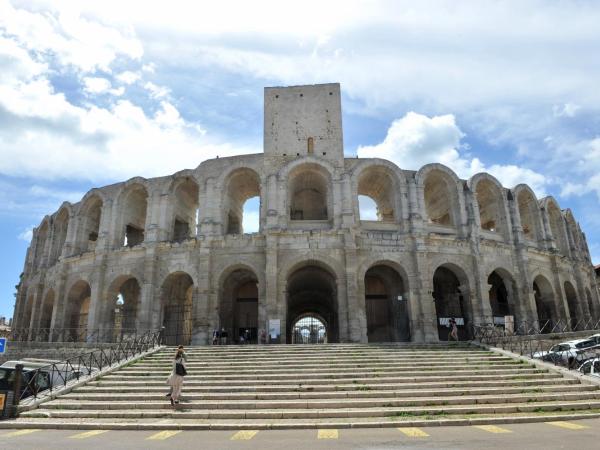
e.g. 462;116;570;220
1;0;599;319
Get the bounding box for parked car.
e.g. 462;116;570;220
532;339;600;367
578;357;600;378
587;333;600;345
0;360;96;400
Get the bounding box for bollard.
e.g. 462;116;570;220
9;363;24;418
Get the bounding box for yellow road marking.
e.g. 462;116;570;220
318;429;338;439
546;421;588;430
3;429;41;437
474;425;512;433
231;430;259;440
146;430;182;440
398;427;429;437
69;430;109;439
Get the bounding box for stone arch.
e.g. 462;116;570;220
103;274;142;340
170;176;200;241
76;193;103;253
432;263;472;341
221;167;261;234
586;288;597;318
65;280;92;341
563;280;580;327
160;271;194;345
542;197;569;255
532;274;558;332
469;173;509;239
49;204;71;265
363;261;410;342
33;218;50;267
39;288;55;332
417;164;462;228
21;292;35;329
286;261;339;343
219;266;259;344
117;182;149;247
355;162;401;222
287;162;332;221
487;268;518;324
514;184;544;244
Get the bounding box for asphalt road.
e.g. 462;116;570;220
2;418;599;450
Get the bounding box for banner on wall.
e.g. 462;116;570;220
268;319;281;342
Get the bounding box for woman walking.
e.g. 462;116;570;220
167;347;187;406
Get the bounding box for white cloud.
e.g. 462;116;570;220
553;103;581;118
83;77;111;94
144;81;170;99
242;210;259;233
17;227;33;242
116;70;141;85
358;112;548;195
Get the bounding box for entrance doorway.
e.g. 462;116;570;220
291;314;327;344
286;264;338;343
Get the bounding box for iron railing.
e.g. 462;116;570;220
7;327;153;343
5;328;163;416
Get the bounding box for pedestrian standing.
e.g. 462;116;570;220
448;318;459;341
167;346;187;406
166;345;187;398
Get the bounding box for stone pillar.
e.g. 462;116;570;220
192;242;211;345
137;248;159;332
265;234;281;341
343;234;364;342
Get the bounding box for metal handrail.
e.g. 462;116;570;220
7;327;152;343
8;328;163;412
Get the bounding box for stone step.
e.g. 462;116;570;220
101;367;547;381
8;410;600;430
144;350;497;359
119;361;533;375
22;399;600;420
63;384;598;401
79;377;583;393
46;391;600;411
89;372;564;387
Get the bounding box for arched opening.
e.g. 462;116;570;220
106;276;141;341
288;164;330;221
533;275;558;333
161;272;194;345
488;270;516;326
219;268;259;344
286;264;338;343
120;184;148;247
357;167;396;222
291;313;327;344
66;280;91;341
39;289;55;332
224;169;261;234
564;281;580;328
33;221;49;267
517;189;542;243
79;196;102;253
424;170;457;227
433;266;471;340
49;208;69;265
476;179;506;235
172;178;199;242
586;288;596;318
364;265;409;342
547;202;569;255
21;294;34;329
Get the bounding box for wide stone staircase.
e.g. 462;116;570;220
10;343;600;429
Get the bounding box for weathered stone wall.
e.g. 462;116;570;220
13;84;600;345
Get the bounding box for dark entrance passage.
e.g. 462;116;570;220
286;264;338;343
533;275;558;333
161;272;194;345
364;265;410;342
432;266;471;341
291;314;327;344
220;269;259;344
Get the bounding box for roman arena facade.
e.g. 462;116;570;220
13;84;600;345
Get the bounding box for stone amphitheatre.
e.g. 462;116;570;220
13;83;600;346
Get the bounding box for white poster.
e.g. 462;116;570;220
268;319;280;340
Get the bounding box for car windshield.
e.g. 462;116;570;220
0;368;15;383
575;340;595;349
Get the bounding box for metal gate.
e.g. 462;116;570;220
163;303;193;345
291;315;327;344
